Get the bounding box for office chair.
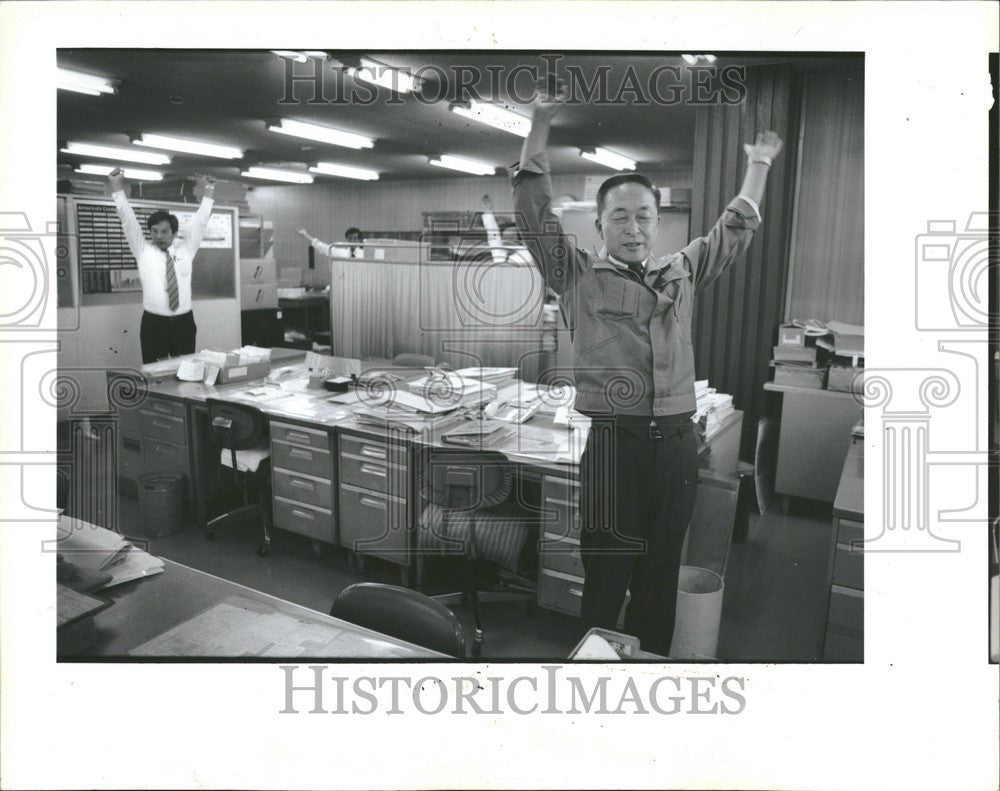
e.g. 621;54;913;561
204;398;272;557
416;447;535;657
330;582;467;658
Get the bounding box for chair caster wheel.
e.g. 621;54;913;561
257;544;269;557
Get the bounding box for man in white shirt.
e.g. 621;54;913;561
108;169;216;363
297;226;364;258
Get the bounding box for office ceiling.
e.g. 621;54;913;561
57;50;860;185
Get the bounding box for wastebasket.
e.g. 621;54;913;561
137;473;185;537
671;566;725;660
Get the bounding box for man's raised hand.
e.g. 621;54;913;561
195;174;217;195
526;78;569;122
744;131;784;162
108;168;126;193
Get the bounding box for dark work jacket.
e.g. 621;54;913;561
511;153;761;416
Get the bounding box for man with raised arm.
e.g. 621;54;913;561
108;168;216;363
511;88;782;656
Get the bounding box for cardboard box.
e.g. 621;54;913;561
777;324;806;347
216;361;270;385
568;627;665;660
773;345;817;363
828;365;864;394
773;365;828;389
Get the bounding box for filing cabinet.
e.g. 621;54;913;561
337;429;414;579
270;420;337;545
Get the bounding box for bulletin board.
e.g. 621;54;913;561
65;195;238;301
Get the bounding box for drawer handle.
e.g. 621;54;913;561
155;443;174;454
568;587;583;597
150;401;173;414
360;496;387;510
152;418;175;430
289;448;313;460
291;508;315;520
290;478;314;490
123;437;140;450
360;463;387;477
287;431;312;444
359;445;387;460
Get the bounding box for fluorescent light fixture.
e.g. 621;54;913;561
428;154;497;176
271;50;328;63
348;58;418;93
449;100;531;138
135;133;243;160
269;118;374;150
309;162;379;181
580;147;637;171
242;166;314;184
61;141;171;166
57;67;116;96
75;163;163;181
681;54;717;65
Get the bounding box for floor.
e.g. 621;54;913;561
67;424;837;662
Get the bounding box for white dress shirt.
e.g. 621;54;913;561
112;189;215;316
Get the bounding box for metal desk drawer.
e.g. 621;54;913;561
273;469;333;510
273;496;335;544
540;533;584;577
836;517;864;547
272;440;333;479
341;434;408;469
340;452;407;496
141;410;187;447
271;421;330;451
339;483;410;558
144;396;186;420
537;569;585;617
832;543;864;590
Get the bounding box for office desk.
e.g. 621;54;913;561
68;557;442;659
823;438;864;661
763;382;863;505
111;361;743;611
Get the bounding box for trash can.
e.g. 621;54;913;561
732;461;756;544
671;566;725;660
137;473;185;537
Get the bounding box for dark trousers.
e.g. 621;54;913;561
579;415;699;657
140;310;197;364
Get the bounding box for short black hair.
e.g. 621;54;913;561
147;210;178;233
345;227;362;239
595;173;661;217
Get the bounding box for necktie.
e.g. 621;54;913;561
625;260;646;283
165;251;179;312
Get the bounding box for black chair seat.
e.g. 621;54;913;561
331;582;466;658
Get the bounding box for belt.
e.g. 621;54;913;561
646;422;694;439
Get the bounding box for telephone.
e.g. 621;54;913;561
265;365;300;385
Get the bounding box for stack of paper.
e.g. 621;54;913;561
692;381;735;442
454;367;519;387
55;516;164;590
406;372;498;412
